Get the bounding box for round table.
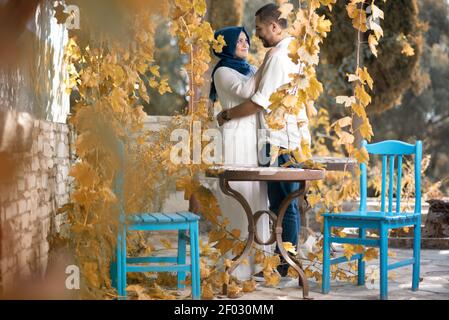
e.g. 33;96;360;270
206;157;356;299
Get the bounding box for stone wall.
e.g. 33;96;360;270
0;119;71;292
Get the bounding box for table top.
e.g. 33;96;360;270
311;156;357;171
205;157;356;182
206;166;325;181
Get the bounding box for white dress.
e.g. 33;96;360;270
207;66;271;280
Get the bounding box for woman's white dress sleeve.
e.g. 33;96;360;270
213;67;257;100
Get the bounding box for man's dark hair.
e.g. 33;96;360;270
255;3;288;29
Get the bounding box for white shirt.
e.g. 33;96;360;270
251;37;311;150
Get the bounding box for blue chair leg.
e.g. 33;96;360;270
177;230;187;289
322;218;330;294
358;228;366;286
412;220;421;291
190;222;201;299
120;227;127;299
117;231;123;298
379;224;388;300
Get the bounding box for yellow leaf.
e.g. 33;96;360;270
354;147;369;164
287;266;299;279
336;95;356;107
368;34;378;57
317;16;332;37
314;271;323;283
263;255;281;272
351;102;366;118
264;271;281;287
224;259;233;268
202;283;214;300
282;95;298;109
283;242;297;255
208;229;226;243
337;131;355;145
150;65;160;77
126;284;151;300
360;118;374;141
227;282;242;298
307;193;321;207
346;73;360;82
242;280;257;292
355;84;371;107
213;35;226;53
215;237;234;255
230;228;241;239
401;42;415;57
254;251;265;264
304;267;314;278
357;67;374;90
232;241;245;256
364;248;378;261
336;116;352;128
306;77;323;100
278;3;294;19
343;244;356;260
149;77;158;88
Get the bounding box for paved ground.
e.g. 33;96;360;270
147;232;449;300
231;248;449;300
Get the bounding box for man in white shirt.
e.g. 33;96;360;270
217;3;310;278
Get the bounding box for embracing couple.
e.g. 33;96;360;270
207;3;311;281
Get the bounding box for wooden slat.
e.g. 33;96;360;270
388;155;395;213
150;213;171;223
396;155;403;213
177;211;200;221
163;212;186;223
366;140;415;155
142;213;158;223
381;155;387;212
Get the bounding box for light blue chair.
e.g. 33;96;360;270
111;141;201;299
322;140;422;300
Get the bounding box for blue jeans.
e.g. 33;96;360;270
261;143;301;250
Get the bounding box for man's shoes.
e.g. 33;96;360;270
276;264;289;277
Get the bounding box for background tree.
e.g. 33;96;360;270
318;0;425;116
370;0;449;185
207;0;244;30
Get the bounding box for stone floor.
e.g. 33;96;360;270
232;248;449;300
147;232;449;300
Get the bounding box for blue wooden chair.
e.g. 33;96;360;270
322;140;422;300
111;141;201;299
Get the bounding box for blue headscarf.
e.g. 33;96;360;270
209;26;252;102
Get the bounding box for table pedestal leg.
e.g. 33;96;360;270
275;181;311;299
219;178;255;296
219;177;311;299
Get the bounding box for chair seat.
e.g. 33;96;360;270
323;211;420;220
127;211;200;224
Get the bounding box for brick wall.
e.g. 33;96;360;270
0;120;72;292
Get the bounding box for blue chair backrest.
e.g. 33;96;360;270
359;140;422;214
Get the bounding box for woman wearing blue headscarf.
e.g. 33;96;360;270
207;26;274;281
